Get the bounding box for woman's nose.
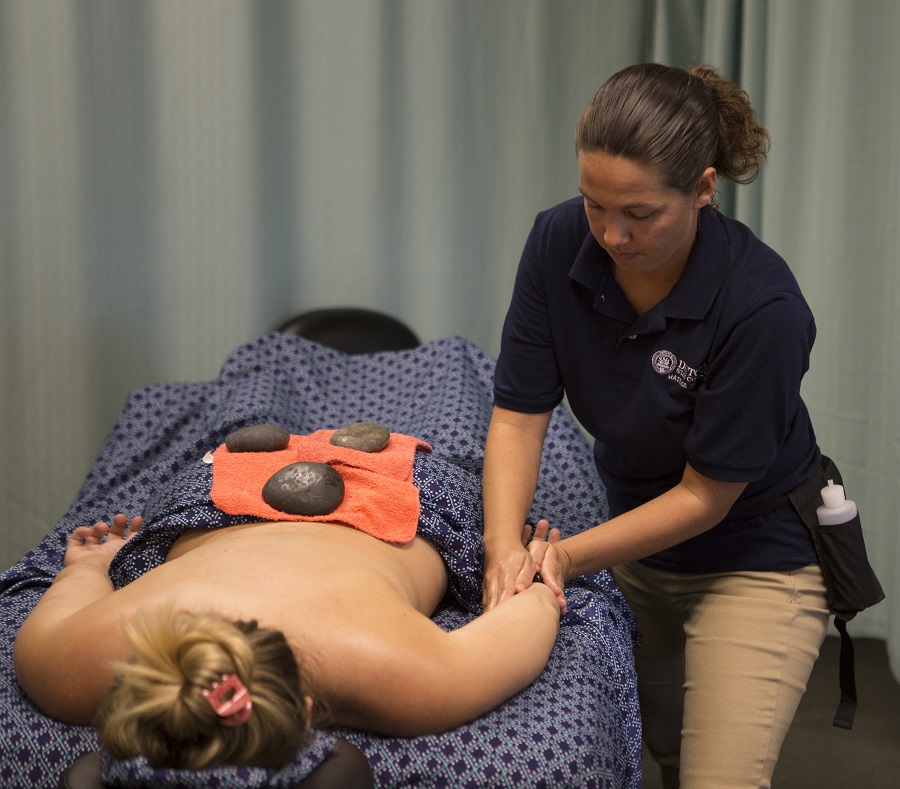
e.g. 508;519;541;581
603;215;629;247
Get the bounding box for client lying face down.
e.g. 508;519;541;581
14;424;561;770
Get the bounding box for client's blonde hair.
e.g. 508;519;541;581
97;612;312;769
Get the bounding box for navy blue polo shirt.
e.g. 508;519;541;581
495;197;820;573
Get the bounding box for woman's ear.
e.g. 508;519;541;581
694;167;717;208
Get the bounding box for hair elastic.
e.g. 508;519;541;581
202;674;253;727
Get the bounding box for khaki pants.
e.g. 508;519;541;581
612;562;829;789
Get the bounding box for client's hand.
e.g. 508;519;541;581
527;520;568;614
64;513;143;569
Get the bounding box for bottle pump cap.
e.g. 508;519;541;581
817;479;857;526
821;479;845;509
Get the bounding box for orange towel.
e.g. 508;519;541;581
210;429;432;543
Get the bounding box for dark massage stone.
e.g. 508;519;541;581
262;462;345;516
225;424;291;453
330;421;390;453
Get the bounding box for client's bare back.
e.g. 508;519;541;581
163;520;450;622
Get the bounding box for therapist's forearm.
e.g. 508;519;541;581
482;407;551;550
557;469;747;578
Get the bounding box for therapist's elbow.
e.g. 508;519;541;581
678;468;748;527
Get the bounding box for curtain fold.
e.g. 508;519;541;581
2;0;897;680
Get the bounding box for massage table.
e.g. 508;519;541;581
0;327;641;788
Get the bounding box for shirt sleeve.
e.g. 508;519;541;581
685;291;816;483
493;214;565;413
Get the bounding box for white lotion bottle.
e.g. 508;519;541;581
816;479;857;525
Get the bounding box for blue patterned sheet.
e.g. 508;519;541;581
0;334;641;788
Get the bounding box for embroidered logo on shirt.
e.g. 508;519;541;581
651;350;678;374
651;350;707;391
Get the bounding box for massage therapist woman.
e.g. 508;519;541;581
482;63;829;789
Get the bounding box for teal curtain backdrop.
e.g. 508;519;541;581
2;0;898;682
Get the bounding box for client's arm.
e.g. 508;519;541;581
14;515;142;723
335;581;561;736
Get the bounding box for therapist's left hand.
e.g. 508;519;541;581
527;519;568;614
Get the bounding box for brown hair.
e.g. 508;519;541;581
575;63;770;199
98;613;314;769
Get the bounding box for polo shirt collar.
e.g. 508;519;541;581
569;207;728;325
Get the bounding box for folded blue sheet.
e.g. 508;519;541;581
100;733;337;788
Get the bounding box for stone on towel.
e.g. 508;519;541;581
225;424;291;453
262;462;345;516
330;422;390;453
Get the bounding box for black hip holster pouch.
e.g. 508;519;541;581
780;455;885;729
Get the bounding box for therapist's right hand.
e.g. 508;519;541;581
482;523;536;611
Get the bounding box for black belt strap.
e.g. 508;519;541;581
832;617;857;730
